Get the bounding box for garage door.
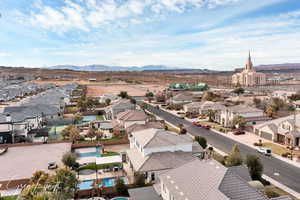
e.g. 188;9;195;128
260;131;273;141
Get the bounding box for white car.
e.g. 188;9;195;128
256;147;272;156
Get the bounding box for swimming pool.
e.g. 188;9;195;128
78;180;94;190
100;176;128;187
77;146;102;158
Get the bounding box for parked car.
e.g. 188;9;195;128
202;125;210;130
48;162;58;170
192;121;202;127
233;130;245;135
256;147;272;156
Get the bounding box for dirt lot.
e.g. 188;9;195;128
86;84;166;97
31;80;127;86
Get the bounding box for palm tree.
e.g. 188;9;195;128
232;115;246;129
207;109;216;122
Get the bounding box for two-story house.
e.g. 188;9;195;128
159;159;291;200
126;128;204;183
254;114;300;147
216;105;269;128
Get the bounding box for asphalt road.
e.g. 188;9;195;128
143;103;300;193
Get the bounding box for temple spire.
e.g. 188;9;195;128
246;50;253;71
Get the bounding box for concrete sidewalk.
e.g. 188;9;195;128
210;128;300;169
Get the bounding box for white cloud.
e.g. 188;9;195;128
0;52;11;57
24;0;241;33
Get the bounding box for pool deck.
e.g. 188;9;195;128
79;170;127;181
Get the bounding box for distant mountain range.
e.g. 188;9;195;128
235;63;300;72
46;64;179;71
46;64;218;73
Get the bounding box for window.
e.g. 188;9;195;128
151;172;155;181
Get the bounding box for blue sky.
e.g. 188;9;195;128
0;0;300;70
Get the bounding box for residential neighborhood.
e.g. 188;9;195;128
2;1;300;199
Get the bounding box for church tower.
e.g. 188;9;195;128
245;51;253;71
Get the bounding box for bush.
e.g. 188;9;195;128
225;144;243;167
195;136;207;149
208;147;214;151
253;142;262;146
281;152;291;158
265;189;280;198
115;178;128;196
180;128;187;134
246;154;263;181
260;177;271;186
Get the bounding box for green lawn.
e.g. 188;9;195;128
102;151;119;157
1;196;18;200
79;162;121;170
96;115;104;120
262;143;300;157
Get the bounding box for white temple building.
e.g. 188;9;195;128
232;52;266;86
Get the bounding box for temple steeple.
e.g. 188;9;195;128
246;51;253;71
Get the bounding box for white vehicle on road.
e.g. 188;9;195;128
256;147;272;156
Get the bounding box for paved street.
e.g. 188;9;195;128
143;102;300;193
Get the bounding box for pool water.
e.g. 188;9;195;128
100;177;128;187
78;180;94;190
77;146;102;158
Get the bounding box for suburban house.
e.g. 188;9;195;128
159;159;292;200
168;92;194;105
126;128;204;183
0;104;62;144
215;105;269;128
105;99;136;119
254;114;300;147
116;110;148;129
90;120;113;139
183;101;225;115
126;121;165;135
271;90;296;101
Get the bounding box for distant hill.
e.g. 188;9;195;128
46;64;218;73
235;63;300;72
46;64;178;72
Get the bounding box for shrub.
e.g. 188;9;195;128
281;152;291;158
115;178;128;196
225;144;243;167
195;136;207;149
260;178;271;186
246;154;263;181
265;189;280;198
180;128;187;134
208;147;214;151
253;142;262;147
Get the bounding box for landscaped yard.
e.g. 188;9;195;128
199;121;232;132
1;195;18;200
96;115;104;120
77;137;124;143
262;143;300;157
79;162;121;170
102;151;119;157
265;186;299;200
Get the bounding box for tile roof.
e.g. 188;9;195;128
128;186;162;200
132;128;192;149
160;159;270;200
117;109;148;121
126;149;197;172
125;121;164;133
